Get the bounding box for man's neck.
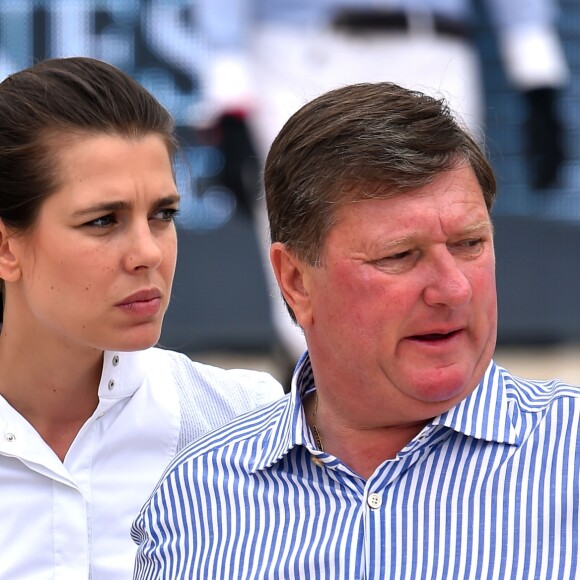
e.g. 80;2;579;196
304;392;429;480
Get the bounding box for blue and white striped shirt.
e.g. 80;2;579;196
132;355;580;579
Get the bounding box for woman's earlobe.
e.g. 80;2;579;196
0;220;21;282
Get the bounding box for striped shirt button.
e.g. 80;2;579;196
367;493;382;509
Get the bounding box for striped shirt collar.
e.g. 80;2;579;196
251;354;519;473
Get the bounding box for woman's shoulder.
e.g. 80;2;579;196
147;347;284;405
144;347;285;451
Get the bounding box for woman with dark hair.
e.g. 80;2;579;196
0;57;282;579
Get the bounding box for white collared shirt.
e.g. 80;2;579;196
0;347;283;580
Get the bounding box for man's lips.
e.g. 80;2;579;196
407;328;464;342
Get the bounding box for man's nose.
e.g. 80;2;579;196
422;251;472;308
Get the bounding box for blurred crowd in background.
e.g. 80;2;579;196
1;0;580;382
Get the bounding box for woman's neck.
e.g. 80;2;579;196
0;322;103;460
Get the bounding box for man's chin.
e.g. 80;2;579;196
405;365;478;406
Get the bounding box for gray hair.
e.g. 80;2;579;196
264;82;496;267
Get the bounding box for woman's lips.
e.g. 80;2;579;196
116;289;162;316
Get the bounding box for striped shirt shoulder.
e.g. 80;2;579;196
499;364;580;411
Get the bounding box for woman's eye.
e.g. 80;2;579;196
85;214;116;228
152;208;180;221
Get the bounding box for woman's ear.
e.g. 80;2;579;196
0;220;22;282
270;242;314;328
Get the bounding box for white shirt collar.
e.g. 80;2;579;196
97;350;148;400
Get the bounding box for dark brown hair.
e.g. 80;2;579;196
0;56;177;230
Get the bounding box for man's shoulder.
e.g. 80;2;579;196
499;365;580;412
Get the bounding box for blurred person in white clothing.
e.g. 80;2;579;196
195;0;569;372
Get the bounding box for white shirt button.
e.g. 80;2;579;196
107;379;115;391
311;455;324;467
112;355;120;366
367;493;382;509
5;433;15;442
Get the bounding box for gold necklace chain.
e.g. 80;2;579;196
311;392;324;452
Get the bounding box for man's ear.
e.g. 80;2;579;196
0;219;22;282
270;242;313;328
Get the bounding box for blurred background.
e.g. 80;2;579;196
2;0;580;385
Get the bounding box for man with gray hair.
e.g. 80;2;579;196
133;82;580;579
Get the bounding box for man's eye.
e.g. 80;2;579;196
371;250;419;273
455;239;483;251
375;250;413;263
388;250;412;260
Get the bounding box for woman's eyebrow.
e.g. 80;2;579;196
71;200;128;217
71;194;180;218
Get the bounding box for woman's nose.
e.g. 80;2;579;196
124;223;164;271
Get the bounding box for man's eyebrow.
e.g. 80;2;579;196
71;194;180;218
376;219;494;249
461;219;494;235
380;235;415;249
